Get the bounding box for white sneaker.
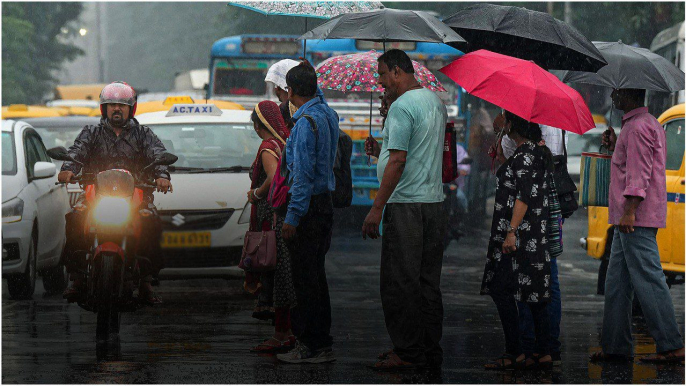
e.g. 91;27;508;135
277;342;336;364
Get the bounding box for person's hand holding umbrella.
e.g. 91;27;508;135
602;126;617;152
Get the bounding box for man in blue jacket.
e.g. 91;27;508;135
277;63;339;364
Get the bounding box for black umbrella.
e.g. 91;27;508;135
298;7;465;44
443;3;607;72
552;41;685;92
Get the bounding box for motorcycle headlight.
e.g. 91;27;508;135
237;201;252;224
93;197;131;227
2;198;24;223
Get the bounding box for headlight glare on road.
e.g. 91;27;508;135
237;201;251;224
2;197;24;223
93;197;130;227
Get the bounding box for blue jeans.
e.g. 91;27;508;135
601;227;683;355
519;257;561;355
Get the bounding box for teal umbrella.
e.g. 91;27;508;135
228;1;383;55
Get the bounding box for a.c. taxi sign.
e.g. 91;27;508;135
166;104;222;117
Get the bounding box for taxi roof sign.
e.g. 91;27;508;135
163;96;194;105
166;104;222;117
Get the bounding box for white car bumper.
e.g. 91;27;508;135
2;219;33;275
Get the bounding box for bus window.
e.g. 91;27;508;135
213;68;266;96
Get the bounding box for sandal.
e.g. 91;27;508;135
640;351;685;364
138;291;163;305
589;350;633;363
378;349;394;360
484;354;519;370
369;352;418;372
250;336;294;353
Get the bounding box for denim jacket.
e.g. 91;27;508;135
284;89;339;226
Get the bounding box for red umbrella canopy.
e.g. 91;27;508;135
439;50;595;135
315;50;446;93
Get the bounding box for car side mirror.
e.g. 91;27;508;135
33;162;56;179
46;146;79;164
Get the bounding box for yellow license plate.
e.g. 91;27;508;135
369;190;378;199
161;232;211;248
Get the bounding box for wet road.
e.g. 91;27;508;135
3;208;684;383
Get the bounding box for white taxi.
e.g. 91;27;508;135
135;104;259;280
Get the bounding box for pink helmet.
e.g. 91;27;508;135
99;81;137;118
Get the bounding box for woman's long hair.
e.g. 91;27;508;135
504;110;554;172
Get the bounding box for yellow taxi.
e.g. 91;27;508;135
1;104;68;119
583;104;685;288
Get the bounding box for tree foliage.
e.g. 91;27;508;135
2;2;84;105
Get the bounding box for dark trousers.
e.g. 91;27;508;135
380;202;445;366
64;195;163;278
519;258;561;355
488;255;551;357
288;193;334;351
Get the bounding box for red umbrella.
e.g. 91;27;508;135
439;50;595;134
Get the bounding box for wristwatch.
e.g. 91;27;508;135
506;224;515;234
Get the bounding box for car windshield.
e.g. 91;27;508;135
567;132;604;156
2;132;16;175
146;123;261;171
33;127;83;150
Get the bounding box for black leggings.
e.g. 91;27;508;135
490;291;551;357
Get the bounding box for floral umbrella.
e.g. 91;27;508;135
228;1;383;55
315;50;446;93
228;1;383;19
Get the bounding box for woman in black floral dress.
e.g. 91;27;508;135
481;111;553;370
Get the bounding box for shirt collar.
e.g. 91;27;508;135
292;97;321;120
622;107;649;123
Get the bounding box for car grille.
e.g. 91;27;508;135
2;243;20;262
159;209;235;231
162;247;242;268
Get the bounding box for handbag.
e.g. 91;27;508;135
578;146;612;208
442;122;459;183
240;215;277;272
552;130;579;218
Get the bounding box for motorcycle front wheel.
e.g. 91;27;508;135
95;254;121;342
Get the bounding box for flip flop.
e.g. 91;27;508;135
250;337;293;353
369;352;419;372
138;292;163;305
484;354;520;371
640;352;685;364
378;349;393;360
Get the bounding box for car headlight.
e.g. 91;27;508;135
2;198;24;223
237;201;252;224
93;197;131;227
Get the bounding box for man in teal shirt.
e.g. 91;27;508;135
363;49;447;371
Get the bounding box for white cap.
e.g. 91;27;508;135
265;59;300;91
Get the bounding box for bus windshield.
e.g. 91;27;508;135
212;59;270;97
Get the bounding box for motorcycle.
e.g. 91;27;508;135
47;147;177;342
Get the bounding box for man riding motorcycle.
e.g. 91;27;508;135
59;81;172;304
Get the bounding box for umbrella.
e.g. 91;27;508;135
443;3;607;72
229;1;382;19
552;41;686;92
299;7;465;45
315;50;446;93
439;50;595;135
228;1;383;55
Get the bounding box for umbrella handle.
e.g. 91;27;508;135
303;18;308;57
368;92;373;166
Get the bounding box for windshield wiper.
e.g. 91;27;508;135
169;166;207;172
187;166;250;173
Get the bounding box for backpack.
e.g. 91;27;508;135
269;114;353;209
333;129;353;208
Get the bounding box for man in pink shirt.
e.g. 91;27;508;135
590;89;684;363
